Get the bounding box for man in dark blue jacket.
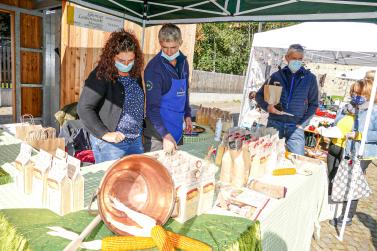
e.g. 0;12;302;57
144;24;192;153
256;44;319;155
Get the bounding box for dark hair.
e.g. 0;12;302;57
97;29;143;82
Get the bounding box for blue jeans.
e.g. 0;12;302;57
89;135;144;163
267;120;305;155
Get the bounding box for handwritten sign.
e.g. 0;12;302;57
67;5;124;32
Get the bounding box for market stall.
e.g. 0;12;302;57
1;1;377;250
0;127;330;251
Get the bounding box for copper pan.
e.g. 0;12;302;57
97;154;176;236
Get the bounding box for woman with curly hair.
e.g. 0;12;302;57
78;29;144;163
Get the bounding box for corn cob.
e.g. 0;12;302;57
272;168;296;176
101;236;155;251
167;231;211;251
151;225;175;251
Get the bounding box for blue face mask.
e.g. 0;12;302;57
161;50;180;62
115;60;134;73
351;95;366;105
288;60;302;73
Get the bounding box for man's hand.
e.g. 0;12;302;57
267;104;283;115
102;131;125;143
163;133;177;154
184;117;193;134
296;124;304;130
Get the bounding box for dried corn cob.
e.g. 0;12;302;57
167;231;211;251
151;225;175;251
101;236;155;251
272;168;296;176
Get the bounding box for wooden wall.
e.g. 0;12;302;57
20;12;43;116
60;1;197;107
0;0;34;9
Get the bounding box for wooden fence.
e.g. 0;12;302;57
190;70;245;93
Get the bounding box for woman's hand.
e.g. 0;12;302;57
346;132;356;139
163;133;177;154
102;131;126;143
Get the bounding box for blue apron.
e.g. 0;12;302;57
160;78;187;143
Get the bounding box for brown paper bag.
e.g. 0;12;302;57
26;127;65;154
16;124;42;140
15;114;42;140
264;85;282;105
29;138;65;155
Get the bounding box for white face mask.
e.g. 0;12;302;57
161;50;180;62
288;60;302;73
115;60;134;73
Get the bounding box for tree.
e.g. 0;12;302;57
193;22;296;75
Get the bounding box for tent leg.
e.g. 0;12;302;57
258;22;263;32
141;19;146;51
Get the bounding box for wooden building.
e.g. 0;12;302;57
0;0;197;126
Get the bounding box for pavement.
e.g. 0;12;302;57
311;160;377;251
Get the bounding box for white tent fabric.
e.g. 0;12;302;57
252;22;377;53
252;22;377;66
336;67;376;80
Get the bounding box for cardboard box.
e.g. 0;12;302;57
46;158;71;216
31;149;52;205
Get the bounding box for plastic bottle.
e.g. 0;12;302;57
214;118;222;141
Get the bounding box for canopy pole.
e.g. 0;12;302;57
337;67;377;241
141;0;147;51
141;19;146;51
258;22;263;32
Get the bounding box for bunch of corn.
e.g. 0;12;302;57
102;225;211;251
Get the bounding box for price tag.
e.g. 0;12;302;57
67;155;80;180
35;149;53;172
15;143;32;166
48;157;68;182
55;148;68;161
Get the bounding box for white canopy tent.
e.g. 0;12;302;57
336;66;376;80
239;22;377;126
239;22;377;241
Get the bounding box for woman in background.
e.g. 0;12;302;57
329;79;377;226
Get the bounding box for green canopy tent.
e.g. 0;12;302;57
70;0;377;25
68;0;377;244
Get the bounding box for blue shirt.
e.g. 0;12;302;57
116;76;144;142
144;51;191;137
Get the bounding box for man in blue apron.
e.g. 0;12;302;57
256;44;319;155
144;23;192;153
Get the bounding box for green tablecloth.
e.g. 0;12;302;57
0;209;261;251
0;128;261;251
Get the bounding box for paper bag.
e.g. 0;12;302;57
15;114;42;140
264;84;282;105
26;127;65;154
16;124;42;141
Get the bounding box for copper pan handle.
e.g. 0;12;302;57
171;197;180;218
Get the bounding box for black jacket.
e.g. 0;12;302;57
77;68;142;139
